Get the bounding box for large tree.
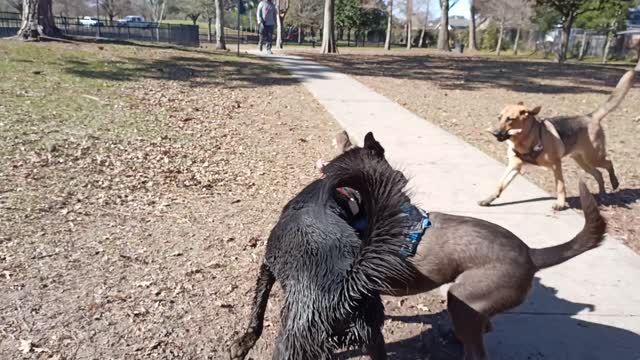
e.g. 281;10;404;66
383;0;393;49
511;0;533;55
436;0;458;51
214;0;226;49
477;0;520;56
101;0;133;22
336;0;361;45
406;0;413;48
575;0;632;63
321;0;337;53
18;0;60;40
181;0;203;25
418;0;432;48
468;0;478;50
535;0;613;63
276;0;290;48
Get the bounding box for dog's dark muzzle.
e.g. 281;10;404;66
489;128;510;142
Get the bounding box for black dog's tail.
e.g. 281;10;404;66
321;148;412;317
530;181;607;270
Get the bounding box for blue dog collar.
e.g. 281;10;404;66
399;203;431;258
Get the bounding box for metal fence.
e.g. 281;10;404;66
0;12;199;47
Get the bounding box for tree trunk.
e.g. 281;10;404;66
208;17;213;43
468;0;477;51
321;0;336;54
347;29;351;46
276;14;283;48
384;0;393;50
602;31;612;64
437;0;449;51
215;0;226;50
513;26;520;55
558;13;575;64
578;31;588;60
18;0;60;39
298;23;302;44
418;28;425;47
406;0;412;49
496;20;504;56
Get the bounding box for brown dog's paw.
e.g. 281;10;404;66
552;202;568;211
228;332;258;360
611;175;620;191
478;198;493;207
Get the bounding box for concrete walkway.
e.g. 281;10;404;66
252;51;640;359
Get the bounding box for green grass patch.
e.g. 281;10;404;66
0;40;294;157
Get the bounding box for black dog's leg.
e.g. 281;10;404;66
364;297;387;360
229;263;276;360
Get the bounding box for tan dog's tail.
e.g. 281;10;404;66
590;69;636;123
529;182;606;270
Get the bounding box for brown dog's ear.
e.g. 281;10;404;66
529;106;541;115
333;130;353;155
363;132;385;158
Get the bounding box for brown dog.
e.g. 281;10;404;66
235;131;607;360
479;68;637;210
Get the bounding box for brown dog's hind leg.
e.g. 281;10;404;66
572;155;605;194
447;290;488;360
598;158;619;190
447;267;533;360
479;158;523;207
228;263;276;360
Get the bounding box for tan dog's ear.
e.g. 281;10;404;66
529;106;541;115
333;130;353;155
517;101;524;105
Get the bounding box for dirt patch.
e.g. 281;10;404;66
1;41;455;360
295;49;640;253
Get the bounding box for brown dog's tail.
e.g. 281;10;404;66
590;69;636;124
530;182;606;270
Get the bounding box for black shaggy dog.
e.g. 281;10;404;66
228;132;414;360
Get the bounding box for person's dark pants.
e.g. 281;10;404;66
259;24;274;51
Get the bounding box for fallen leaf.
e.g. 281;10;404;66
18;339;32;354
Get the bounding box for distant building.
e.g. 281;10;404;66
427;16;470;31
628;6;640;29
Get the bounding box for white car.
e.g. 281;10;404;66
117;16;151;28
79;16;103;27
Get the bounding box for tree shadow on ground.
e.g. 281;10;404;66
337;277;640;359
60;40;327;89
298;53;635;95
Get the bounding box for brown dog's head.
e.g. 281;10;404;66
332;130;355;155
489;102;541;142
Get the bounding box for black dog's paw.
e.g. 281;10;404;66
228;332;258;360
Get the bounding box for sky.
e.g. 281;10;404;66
394;0;471;21
432;0;471;19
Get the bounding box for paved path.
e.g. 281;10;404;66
252;51;640;359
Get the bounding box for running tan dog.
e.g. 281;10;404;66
480;68;637;210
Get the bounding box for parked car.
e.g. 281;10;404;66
117;16;152;28
79;16;103;27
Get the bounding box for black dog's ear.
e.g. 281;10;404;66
363;132;385;158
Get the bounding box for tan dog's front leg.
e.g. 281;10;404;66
479;157;523;206
551;163;568;210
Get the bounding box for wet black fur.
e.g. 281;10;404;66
229;133;413;360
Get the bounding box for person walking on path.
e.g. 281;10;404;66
257;0;278;54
